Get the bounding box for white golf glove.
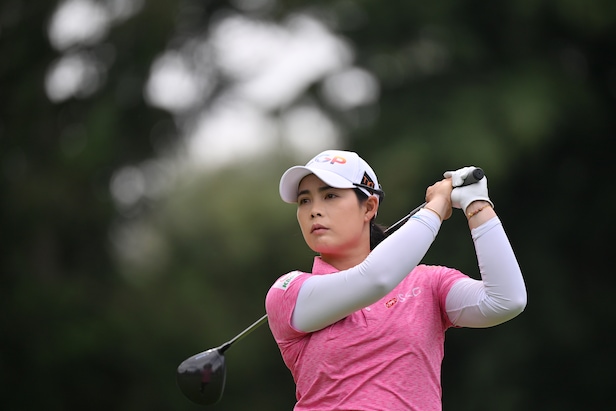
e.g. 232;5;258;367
443;166;494;214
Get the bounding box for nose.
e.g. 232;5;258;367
310;201;323;218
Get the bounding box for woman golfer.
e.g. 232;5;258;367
266;150;527;411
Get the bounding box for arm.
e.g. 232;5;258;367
291;179;453;333
292;208;442;332
445;201;527;327
443;168;527;326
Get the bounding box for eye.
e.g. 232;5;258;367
297;197;310;205
325;192;337;200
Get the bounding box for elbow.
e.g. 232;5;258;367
487;292;527;326
512;292;528;316
502;292;527;320
357;261;400;298
371;277;396;297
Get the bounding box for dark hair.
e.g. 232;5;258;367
353;189;387;250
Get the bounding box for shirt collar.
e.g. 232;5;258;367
311;256;340;274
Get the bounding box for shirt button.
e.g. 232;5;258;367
365;307;371;312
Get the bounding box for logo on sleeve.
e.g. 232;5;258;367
273;271;301;290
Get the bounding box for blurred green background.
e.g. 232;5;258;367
2;0;615;410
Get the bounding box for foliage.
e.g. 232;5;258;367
2;0;616;410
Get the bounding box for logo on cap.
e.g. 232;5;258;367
361;172;375;189
313;154;347;165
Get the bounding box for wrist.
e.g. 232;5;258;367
465;200;492;219
423;206;443;222
425;198;450;222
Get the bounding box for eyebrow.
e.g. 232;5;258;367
297;185;334;198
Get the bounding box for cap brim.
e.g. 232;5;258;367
279;166;355;203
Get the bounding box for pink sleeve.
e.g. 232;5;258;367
265;271;311;344
433;266;469;329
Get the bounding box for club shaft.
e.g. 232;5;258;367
218;313;269;353
378;167;485;235
384;202;426;234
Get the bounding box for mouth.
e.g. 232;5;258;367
311;224;328;233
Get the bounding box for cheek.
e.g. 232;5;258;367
296;209;304;228
339;202;365;221
296;210;318;250
332;205;363;233
296;208;311;234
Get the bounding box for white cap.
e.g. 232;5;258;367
279;150;384;204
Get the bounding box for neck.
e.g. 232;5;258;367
319;221;373;271
319;246;371;271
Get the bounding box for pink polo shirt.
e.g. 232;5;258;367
266;257;467;411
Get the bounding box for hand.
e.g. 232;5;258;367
443;166;494;214
425;179;453;221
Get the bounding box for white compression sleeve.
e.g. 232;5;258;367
292;209;441;333
445;217;527;328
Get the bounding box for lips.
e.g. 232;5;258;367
311;224;327;233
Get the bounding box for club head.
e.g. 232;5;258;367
177;347;227;405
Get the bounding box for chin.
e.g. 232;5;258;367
308;243;331;255
313;244;342;256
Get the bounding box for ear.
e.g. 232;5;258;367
364;196;379;221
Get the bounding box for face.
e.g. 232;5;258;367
296;174;377;257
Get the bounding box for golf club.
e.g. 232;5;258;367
177;314;268;405
176;167;485;406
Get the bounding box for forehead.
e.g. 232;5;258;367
297;173;325;190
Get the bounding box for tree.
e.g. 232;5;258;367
2;0;615;410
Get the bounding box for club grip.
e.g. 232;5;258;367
460;168;485;186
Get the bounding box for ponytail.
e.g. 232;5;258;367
370;221;387;250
